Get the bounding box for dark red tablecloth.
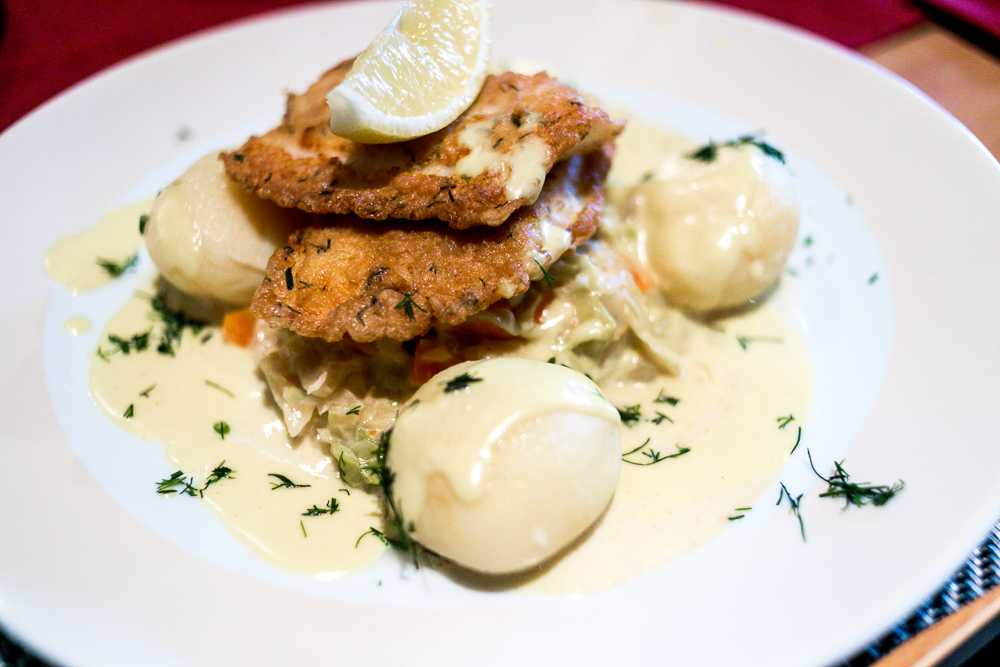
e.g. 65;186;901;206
0;0;932;133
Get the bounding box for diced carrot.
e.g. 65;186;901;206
533;291;556;324
411;338;462;385
222;309;256;348
622;253;656;293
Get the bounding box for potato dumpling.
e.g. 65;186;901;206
386;357;621;574
629;142;799;313
144;152;302;304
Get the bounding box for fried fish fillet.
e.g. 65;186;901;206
223;59;624;230
251;145;612;343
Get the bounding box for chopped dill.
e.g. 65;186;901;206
269;473;311;490
302;498;340;516
394;292;427;320
808;450;904;508
212;421;230;440
156;471;197;497
650;411;673;425
777;482;805;541
617;404;642;426
736;335;784;351
777;414;795;429
205;379;235;398
97;253;138;278
442;371;482;393
791;426;803;454
139;213;149;235
622;439;690;466
654;391;680;406
533;258;555;287
123;404;135;419
201;461;235;494
346;405;362;416
148;292;207;356
688;133;786;164
100;331;151;357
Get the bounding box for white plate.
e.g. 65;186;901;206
2;1;999;665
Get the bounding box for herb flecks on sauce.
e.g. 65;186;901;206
688;134;786;164
156;461;235;498
97;253;139;278
442;372;482;393
269;473;311;490
622;439;690;466
617;404;642;426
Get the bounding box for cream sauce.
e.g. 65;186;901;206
72;109;812;592
45;200;148;294
526;304;811;593
88;285;385;577
453;115;549;203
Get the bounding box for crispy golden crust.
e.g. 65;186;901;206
250;145;613;342
223;59;623;230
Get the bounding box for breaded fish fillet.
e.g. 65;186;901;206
223;59;623;230
251;145;612;342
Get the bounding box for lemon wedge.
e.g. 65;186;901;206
327;0;492;143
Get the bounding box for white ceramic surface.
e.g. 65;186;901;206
2;1;999;666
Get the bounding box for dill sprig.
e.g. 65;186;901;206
777;482;805;541
268;473;311;490
147;292;207;356
359;429;422;567
622;439;690;466
97;253;139;278
302;498;340;517
808;450;904;508
688;134;786;164
617;404;642;426
156;461;234;498
394;292;427;320
442;371;482;393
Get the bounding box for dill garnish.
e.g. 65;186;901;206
808;450;904;508
156;471;197;496
302;498;340;516
213;421;230;440
269;473;311;490
394;292;426;320
442;372;482;393
533;258;555;287
156;462;235;498
688;134;786;164
654;391;680;406
617;404;642;426
736;335;784;351
205;379;235;398
622;439;690;466
777;482;805;541
650;411;673;425
97;253;138;278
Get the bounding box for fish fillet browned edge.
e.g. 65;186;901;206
222;58;624;230
250;144;614;343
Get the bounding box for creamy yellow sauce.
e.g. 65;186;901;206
45;200;147;294
87;284;386;576
64;110;812;592
529;304;811;593
453;114;549;202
